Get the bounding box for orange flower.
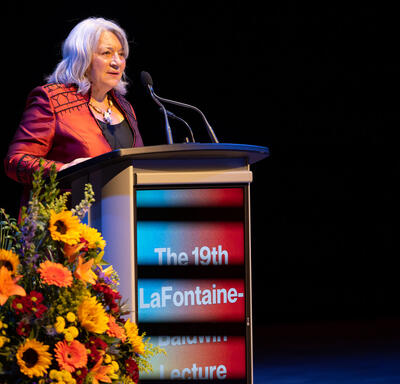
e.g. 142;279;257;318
74;256;97;285
54;339;88;373
63;243;85;264
106;314;126;342
90;357;112;384
0;266;26;305
37;261;73;287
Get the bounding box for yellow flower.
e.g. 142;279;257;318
77;296;109;334
97;265;119;286
61;369;73;381
64;326;79;341
0;335;9;348
49;369;59;380
111;361;119;372
74;256;97;285
0;249;20;275
67;326;79;338
64;332;74;342
0;266;26;305
66;312;76;322
102;265;115;277
16;339;52;378
55;316;66;333
79;224;106;250
49;210;81;245
124;318;145;354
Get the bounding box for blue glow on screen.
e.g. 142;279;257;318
137;190;173;207
137;222;177;265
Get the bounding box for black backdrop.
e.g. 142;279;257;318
2;2;398;329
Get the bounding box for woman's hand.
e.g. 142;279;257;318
59;157;91;171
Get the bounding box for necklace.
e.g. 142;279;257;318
89;96;113;124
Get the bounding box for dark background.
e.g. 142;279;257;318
2;1;398;338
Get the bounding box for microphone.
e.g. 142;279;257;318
140;71;219;143
140;71;174;144
165;110;195;142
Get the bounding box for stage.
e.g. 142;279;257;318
1;2;398;383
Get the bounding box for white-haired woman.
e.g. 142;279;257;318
4;17;143;191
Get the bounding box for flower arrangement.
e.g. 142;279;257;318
0;165;164;384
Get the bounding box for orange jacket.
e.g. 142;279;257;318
4;83;143;185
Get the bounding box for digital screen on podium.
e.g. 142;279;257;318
138;278;245;322
136;187;249;382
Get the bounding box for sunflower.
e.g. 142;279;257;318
49;210;82;245
0;266;26;305
124;318;145;354
16;339;52;378
54;339;88;373
77;296;109;334
37;260;73;287
0;249;20;275
79;224;106;251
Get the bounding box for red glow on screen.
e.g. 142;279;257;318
141;335;246;380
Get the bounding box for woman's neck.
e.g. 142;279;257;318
90;87;110;103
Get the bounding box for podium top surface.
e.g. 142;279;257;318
57;143;269;182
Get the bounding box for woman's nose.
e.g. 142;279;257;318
111;53;123;68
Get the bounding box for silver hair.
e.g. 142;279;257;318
47;17;130;95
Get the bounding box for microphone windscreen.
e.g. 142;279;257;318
140;71;153;87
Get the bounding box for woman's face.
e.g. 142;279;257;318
87;30;126;98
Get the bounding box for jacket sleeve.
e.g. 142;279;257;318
4;86;64;185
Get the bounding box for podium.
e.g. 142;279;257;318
58;143;269;383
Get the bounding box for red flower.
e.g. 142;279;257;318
12;291;47;318
28;290;43;305
12;296;32;315
79;237;90;253
32;303;47;318
85;336;108;363
93;283;121;312
91;336;108;350
72;367;88;384
73;367;88;384
126;357;139;382
16;320;31;336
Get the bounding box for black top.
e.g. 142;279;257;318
97;119;134;150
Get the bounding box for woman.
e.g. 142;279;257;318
4;17;143;188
